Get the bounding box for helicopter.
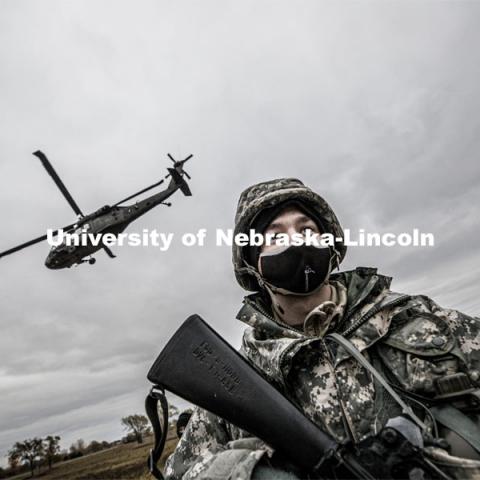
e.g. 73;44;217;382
0;151;192;269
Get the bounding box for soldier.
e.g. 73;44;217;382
164;178;480;479
177;411;193;439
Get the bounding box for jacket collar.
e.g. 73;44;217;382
237;267;407;365
237;267;391;330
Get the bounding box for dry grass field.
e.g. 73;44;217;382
7;432;178;480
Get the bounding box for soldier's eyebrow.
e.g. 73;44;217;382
265;221;283;231
295;215;316;225
266;215;316;231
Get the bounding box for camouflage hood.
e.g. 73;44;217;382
233;178;347;292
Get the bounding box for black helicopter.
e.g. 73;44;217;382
0;151;192;269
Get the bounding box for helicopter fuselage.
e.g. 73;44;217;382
45;184;178;269
0;151;192;267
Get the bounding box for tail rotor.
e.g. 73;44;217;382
165;154;193;196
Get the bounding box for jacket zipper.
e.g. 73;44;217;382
246;296;363;443
340;294;410;338
246;292;412;444
339;275;379;326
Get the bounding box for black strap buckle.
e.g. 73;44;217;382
150;385;166;400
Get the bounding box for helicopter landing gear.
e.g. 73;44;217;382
76;256;96;266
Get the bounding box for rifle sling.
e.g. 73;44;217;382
430;404;480;454
145;387;169;480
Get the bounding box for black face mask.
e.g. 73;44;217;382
259;245;333;295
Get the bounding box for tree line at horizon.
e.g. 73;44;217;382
1;412;161;479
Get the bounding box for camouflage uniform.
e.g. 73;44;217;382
165;179;480;480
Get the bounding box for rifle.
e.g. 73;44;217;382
145;314;452;479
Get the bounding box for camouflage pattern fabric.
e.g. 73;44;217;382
164;408;270;480
164;267;480;479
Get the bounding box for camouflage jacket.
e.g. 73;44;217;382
164;267;480;480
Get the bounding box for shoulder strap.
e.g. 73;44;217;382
430;404;480;454
326;332;427;432
145;386;169;480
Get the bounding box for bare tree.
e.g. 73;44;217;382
7;448;20;471
43;435;61;470
121;414;149;444
10;438;44;477
69;438;86;458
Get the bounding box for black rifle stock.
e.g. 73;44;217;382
147;314;337;472
147;314;451;480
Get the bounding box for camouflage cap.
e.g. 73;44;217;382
233;178;347;291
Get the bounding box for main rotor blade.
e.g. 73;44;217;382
0;223;76;259
167;153;193;166
33;151;84;217
114;178;165;206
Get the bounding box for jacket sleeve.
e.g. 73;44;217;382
164;407;269;480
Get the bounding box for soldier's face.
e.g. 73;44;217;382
258;206;321;270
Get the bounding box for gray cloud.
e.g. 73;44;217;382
1;0;479;465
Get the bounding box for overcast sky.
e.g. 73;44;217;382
1;0;479;466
